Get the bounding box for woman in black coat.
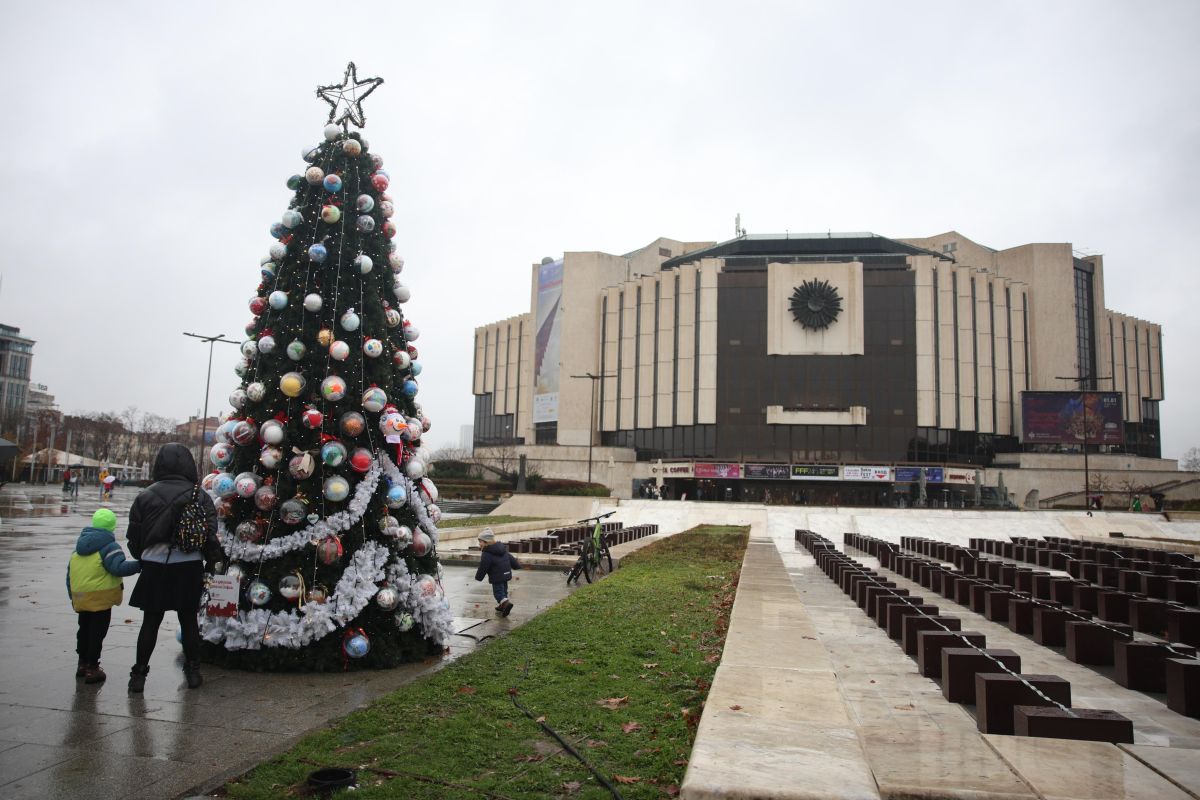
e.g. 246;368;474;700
126;443;221;692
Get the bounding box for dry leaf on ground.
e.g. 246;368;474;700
596;696;630;709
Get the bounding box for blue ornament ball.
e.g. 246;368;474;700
323;174;343;193
270;222;287;239
410;361;422;376
344;632;370;659
268;290;288;310
386;484;407;508
308;244;327;263
402;379;419;398
287;174;303;190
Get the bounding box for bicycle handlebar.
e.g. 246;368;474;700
575;510;617;524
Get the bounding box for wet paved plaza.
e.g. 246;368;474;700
0;485;575;799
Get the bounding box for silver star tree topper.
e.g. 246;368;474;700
317;62;384;129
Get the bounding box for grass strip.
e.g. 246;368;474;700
437;515;548;529
224;525;748;799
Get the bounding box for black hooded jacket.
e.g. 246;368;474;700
126;443;220;563
474;541;521;585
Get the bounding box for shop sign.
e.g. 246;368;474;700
790;464;840;481
694;463;742;479
895;466;945;483
842;465;893;482
650;462;694;478
744;464;790;480
943;468;978;485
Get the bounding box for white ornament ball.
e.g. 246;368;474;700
389;253;405;272
421;477;439;503
375;586;400;611
330;340;350;361
229;389;248;409
269;242;287;261
323;123;342;141
303;293;322;312
415;573;437;595
340;309;360;331
355;254;373;274
268;290;288;310
363;338;383;358
305;166;325;185
385;308;402;328
428;504;442;524
279;574;302;601
393;350;411;369
259;419;286;445
240;339;257;359
257;335;276;354
282;209;303;228
343;138;362;156
405;458;426;479
246;382;265;402
403;324;420;341
393;284;412;303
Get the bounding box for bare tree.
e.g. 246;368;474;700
1183;447;1200;472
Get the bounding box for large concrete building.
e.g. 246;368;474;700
0;324;34;427
472;232;1187;507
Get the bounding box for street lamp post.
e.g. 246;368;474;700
1056;374;1112;510
570;373;614;485
184;332;239;464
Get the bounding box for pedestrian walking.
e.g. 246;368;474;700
474;529;521;617
67;508;140;683
125;443;220;692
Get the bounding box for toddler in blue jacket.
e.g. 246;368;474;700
67;508;140;683
474;529;521;617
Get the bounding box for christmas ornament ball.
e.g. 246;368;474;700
240;339;258;358
405;458;425;479
411;361;422;376
213;472;236;498
355;253;373;274
270;221;286;239
355;194;374;213
257;335;276;355
259;419;286;445
402;379;419;398
383;220;397;239
385;484;407;508
286;174;303;190
339;310;360;331
394;525;413;546
371;173;389;191
317;328;333;347
268;290;288;310
393;284;412;303
320;204;341;224
308;243;327;263
235;520;262;542
329;340;350;361
385;308;402;328
343;631;370;659
380;200;395;219
375;586;400;611
231;421;256;446
234;471;260;498
301;406;323;429
288;452;316;480
355;214;375;232
215;420;235;444
248;580;272;607
371;153;384;170
323;123;342;141
254;483;278;511
279;574;302;601
225;563;245;582
379;515;399;533
228;388;248;410
209;442;234;468
320;440;347;467
420;477;439;503
279;497;308;525
348;447;372;473
411;531;432;557
363;338;383;358
282;209;303;228
286;339;306;361
303;293;322;312
259;445;282;470
389;252;404;271
403;323;420;341
321;375;347;402
306;585;329;604
322;174;343;193
428;504;442;524
279;371;306;398
304;166;324;184
302;145;320;162
393;350;412;369
415;573;437;596
322;475;350;502
339;411;365;437
316;536;343;565
246;381;266;402
362;387;388;413
342;138;361;156
260;262;277;280
394;612;415;632
269;242;287;260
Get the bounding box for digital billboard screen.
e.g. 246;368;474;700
1021;391;1124;445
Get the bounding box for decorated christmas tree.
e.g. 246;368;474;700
199;64;454;671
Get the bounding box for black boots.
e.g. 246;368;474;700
183;660;203;690
128;664;149;693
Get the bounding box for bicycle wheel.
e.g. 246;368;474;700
566;557;583;585
581;541;596;583
593;545;613;579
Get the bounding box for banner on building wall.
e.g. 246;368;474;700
790;465;840;481
532;258;564;423
942;468;977;485
1021;391;1124;445
895;466;945;483
744;464;790;480
842;465;893;482
650;462;695;478
694;463;742;479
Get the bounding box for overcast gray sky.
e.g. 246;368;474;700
2;1;1197;458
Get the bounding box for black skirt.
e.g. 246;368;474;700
130;559;204;612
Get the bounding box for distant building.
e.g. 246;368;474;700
176;415;220;444
459;424;474;452
26;383;56;417
472;231;1180;506
0;324;34;423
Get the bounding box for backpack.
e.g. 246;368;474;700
171;484;208;553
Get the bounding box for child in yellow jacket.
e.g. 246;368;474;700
67;508;139;683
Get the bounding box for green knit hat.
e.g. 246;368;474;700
92;508;117;532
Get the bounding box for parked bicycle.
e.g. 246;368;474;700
566;511;616;585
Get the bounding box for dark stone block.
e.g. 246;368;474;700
1168;609;1200;647
1118;570;1144;594
887;603;939;640
1065;621;1134;666
1114;641;1198;692
1168;581;1200;607
1034;607;1093;647
1166;658;1200;718
955;578;978;606
1142;574;1170;600
1129;599;1171;636
1072;584;1101;614
1033;573;1055;601
999;564;1018;588
984;590;1016;622
1009;597;1059;635
1096;591;1135;625
1036;549;1053;567
875;593;919;627
941;648;1021;704
1052;578;1083;605
1097;566;1122;588
918;630;986;679
976;674;1072;735
970;583;995;614
864;585;905;616
1015;570;1045;594
1013;706;1133;743
903;615;961;657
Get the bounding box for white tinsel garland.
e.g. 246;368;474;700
386;557;455;646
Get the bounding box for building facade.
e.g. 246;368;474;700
0;324;34;427
472;232;1176;505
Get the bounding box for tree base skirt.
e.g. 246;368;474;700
199;629;443;672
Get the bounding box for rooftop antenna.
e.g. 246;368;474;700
734;213;746;238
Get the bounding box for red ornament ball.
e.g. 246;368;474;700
371;173;389;191
348;447;373;473
301;407;324;430
249;296;267;316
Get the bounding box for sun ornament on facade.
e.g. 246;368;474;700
788;279;843;330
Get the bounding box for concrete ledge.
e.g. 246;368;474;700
437;517;574;543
